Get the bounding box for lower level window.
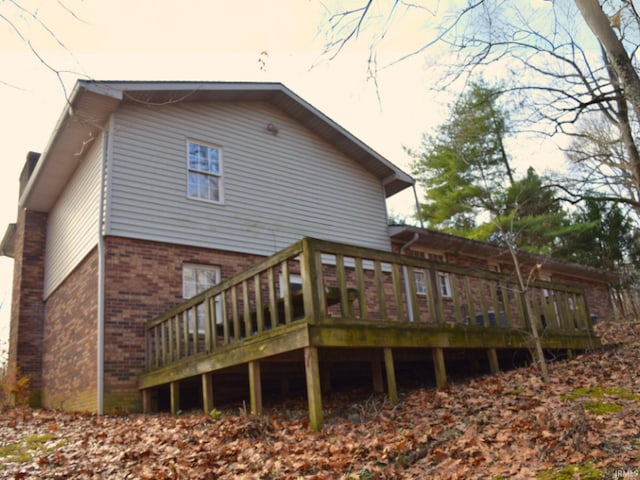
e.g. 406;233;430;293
183;264;221;298
414;270;451;298
436;271;451;298
183;264;221;333
279;273;303;296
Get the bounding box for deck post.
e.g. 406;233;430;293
202;373;214;414
248;361;263;415
383;348;398;404
142;389;153;413
432;348;448;388
487;348;500;374
304;346;324;431
300;238;323;323
170;381;180;414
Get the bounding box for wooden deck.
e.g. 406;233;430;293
140;237;600;430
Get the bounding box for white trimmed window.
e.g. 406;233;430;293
413;251;451;298
183;264;221;299
187;140;223;202
436;271;452;298
279;273;303;296
414;270;427;295
183;264;222;333
413;270;451;297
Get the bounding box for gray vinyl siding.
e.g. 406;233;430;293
44;134;102;298
107;101;391;256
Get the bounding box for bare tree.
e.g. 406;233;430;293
576;0;640;120
321;0;640;213
0;0;85;96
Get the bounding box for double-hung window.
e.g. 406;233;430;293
187;140;222;202
183;264;221;299
412;251;452;298
183;264;222;333
414;270;427;295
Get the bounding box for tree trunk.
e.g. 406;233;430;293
575;0;640;123
505;238;550;383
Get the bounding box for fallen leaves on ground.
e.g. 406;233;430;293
1;321;639;479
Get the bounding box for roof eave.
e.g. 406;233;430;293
0;223;16;258
389;225;620;284
19;83;123;212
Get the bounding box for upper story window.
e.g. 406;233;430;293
187;140;223;203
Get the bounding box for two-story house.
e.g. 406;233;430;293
2;81;413;413
2;81;617;424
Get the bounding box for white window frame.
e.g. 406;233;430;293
414;270;427;295
412;251;452;298
436;271;452;298
413;269;451;298
187;139;224;203
182;263;221;299
183;264;222;333
279;273;303;297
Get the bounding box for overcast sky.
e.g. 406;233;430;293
0;0;565;349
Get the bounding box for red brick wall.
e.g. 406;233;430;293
7;153;47;405
551;273;613;322
41;249;99;411
6;208;47;405
393;241;613;324
102;236;264;412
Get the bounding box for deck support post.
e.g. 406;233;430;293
432;348;448;388
142;389;153;413
304;346;324;431
371;358;384;393
488;348;500;374
248;361;263;415
202;373;214;414
170;381;180;414
383;348;398;404
566;349;574;360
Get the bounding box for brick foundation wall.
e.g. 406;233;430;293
7;209;47;405
102;236;264;413
41;249;99;411
7;152;47;406
551;273;613;322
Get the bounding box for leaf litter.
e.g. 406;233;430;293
1;321;639;479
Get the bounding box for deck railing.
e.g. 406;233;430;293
145;238;593;370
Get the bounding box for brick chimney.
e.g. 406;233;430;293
6;152;48;406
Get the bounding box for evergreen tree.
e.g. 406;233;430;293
410;81;515;238
556;197;640;275
411;82;568;255
498;168;568;256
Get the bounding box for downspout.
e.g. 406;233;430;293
412;184;425;229
400;232;420;322
398;182;423;322
97;118;112;415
